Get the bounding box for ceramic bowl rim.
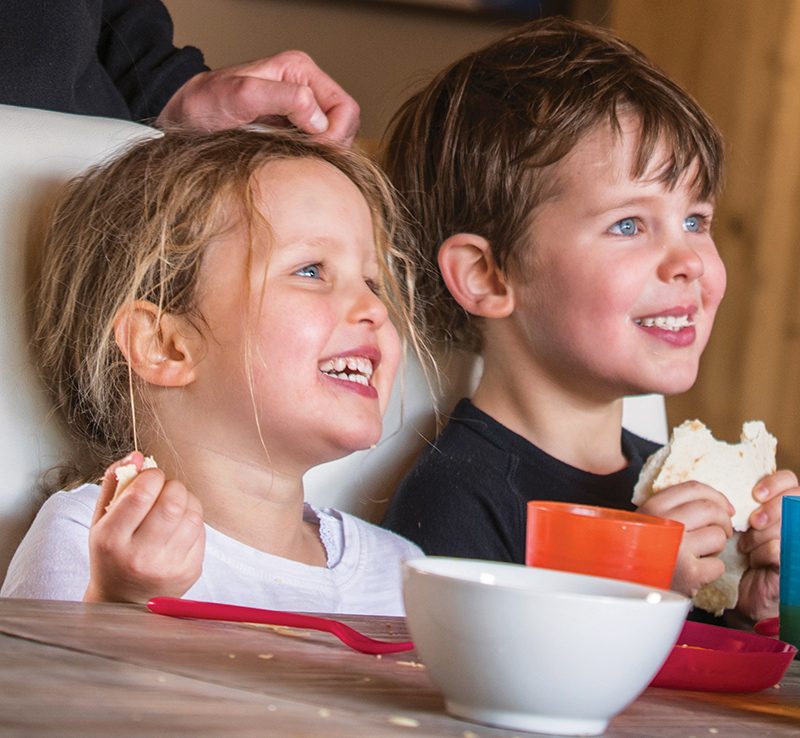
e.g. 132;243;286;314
403;556;689;609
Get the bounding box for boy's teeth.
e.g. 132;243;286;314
319;356;374;384
635;315;693;331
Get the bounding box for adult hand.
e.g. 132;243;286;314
736;469;799;622
636;481;734;597
83;452;205;604
156;50;360;145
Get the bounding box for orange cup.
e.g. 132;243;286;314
525;501;684;589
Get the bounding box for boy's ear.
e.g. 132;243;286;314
113;301;199;388
437;233;515;318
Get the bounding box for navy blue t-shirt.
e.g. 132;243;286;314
382;398;661;563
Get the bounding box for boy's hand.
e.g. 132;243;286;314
83;452;205;604
736;469;798;622
636;482;734;597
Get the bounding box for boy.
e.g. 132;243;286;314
381;17;794;624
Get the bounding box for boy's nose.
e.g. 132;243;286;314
657;241;705;283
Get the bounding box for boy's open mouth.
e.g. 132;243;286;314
633;315;694;332
318;356;374;387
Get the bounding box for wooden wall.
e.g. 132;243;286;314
610;0;800;471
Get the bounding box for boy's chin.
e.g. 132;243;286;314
638;368;700;397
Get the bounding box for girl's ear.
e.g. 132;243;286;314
437;233;515;319
113;301;199;388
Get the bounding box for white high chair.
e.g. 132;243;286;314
0;104;668;581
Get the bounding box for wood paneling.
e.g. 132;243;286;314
611;0;800;470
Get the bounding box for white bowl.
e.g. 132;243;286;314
403;557;690;736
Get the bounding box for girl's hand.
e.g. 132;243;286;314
83;452;205;604
736;469;799;622
636;482;734;597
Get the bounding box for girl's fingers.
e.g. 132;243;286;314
130;479;191;549
92;451;146;525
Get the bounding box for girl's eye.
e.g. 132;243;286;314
295;264;321;279
365;278;380;296
610;217;639;237
683;214;708;233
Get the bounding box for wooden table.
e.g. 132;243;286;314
0;598;797;737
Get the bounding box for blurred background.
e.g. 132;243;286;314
164;0;800;472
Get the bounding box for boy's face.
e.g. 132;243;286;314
193;158;401;473
507;113;726;401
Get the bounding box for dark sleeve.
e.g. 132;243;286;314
99;0;208;122
382;448;520;563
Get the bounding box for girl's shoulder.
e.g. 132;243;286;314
37;483;101;522
313;505;423;563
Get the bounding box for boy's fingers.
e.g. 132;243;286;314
753;469;799;502
661;498;734;537
748;493;786;530
739;520;781;552
746;539;781;570
641;481;734;517
683;525;729;559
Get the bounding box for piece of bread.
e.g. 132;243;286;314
632;420;776;615
111;455;158;504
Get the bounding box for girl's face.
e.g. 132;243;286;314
194;158;401;474
506;113;726;402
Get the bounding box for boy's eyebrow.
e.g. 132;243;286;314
581;193;715;218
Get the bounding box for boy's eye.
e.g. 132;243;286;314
295;264;321;279
610;217;639;237
683;214;708;233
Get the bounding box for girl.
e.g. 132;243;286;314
1;128;424;615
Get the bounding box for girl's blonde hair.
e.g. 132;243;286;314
33;127;424;485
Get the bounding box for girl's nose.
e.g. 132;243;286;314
657;241;705;283
347;282;390;327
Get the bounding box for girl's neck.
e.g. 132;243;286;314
472;356;627;475
144;438;327;567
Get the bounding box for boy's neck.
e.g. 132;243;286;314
472;357;628;475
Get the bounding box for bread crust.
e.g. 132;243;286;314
632;420;776;614
111;455;158;504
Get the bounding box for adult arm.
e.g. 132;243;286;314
156;51;360;144
99;0;208;122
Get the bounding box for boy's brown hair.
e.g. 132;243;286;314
382;16;724;351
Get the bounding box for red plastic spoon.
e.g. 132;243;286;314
147;597;415;655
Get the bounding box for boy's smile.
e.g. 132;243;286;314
504;112;726;403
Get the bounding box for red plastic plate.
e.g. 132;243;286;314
650;620;797;692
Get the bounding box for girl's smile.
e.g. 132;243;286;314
318;348;381;397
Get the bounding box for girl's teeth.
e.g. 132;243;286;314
318;356;374;383
636;315;693;331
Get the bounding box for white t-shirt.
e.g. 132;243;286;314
0;484;422;616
